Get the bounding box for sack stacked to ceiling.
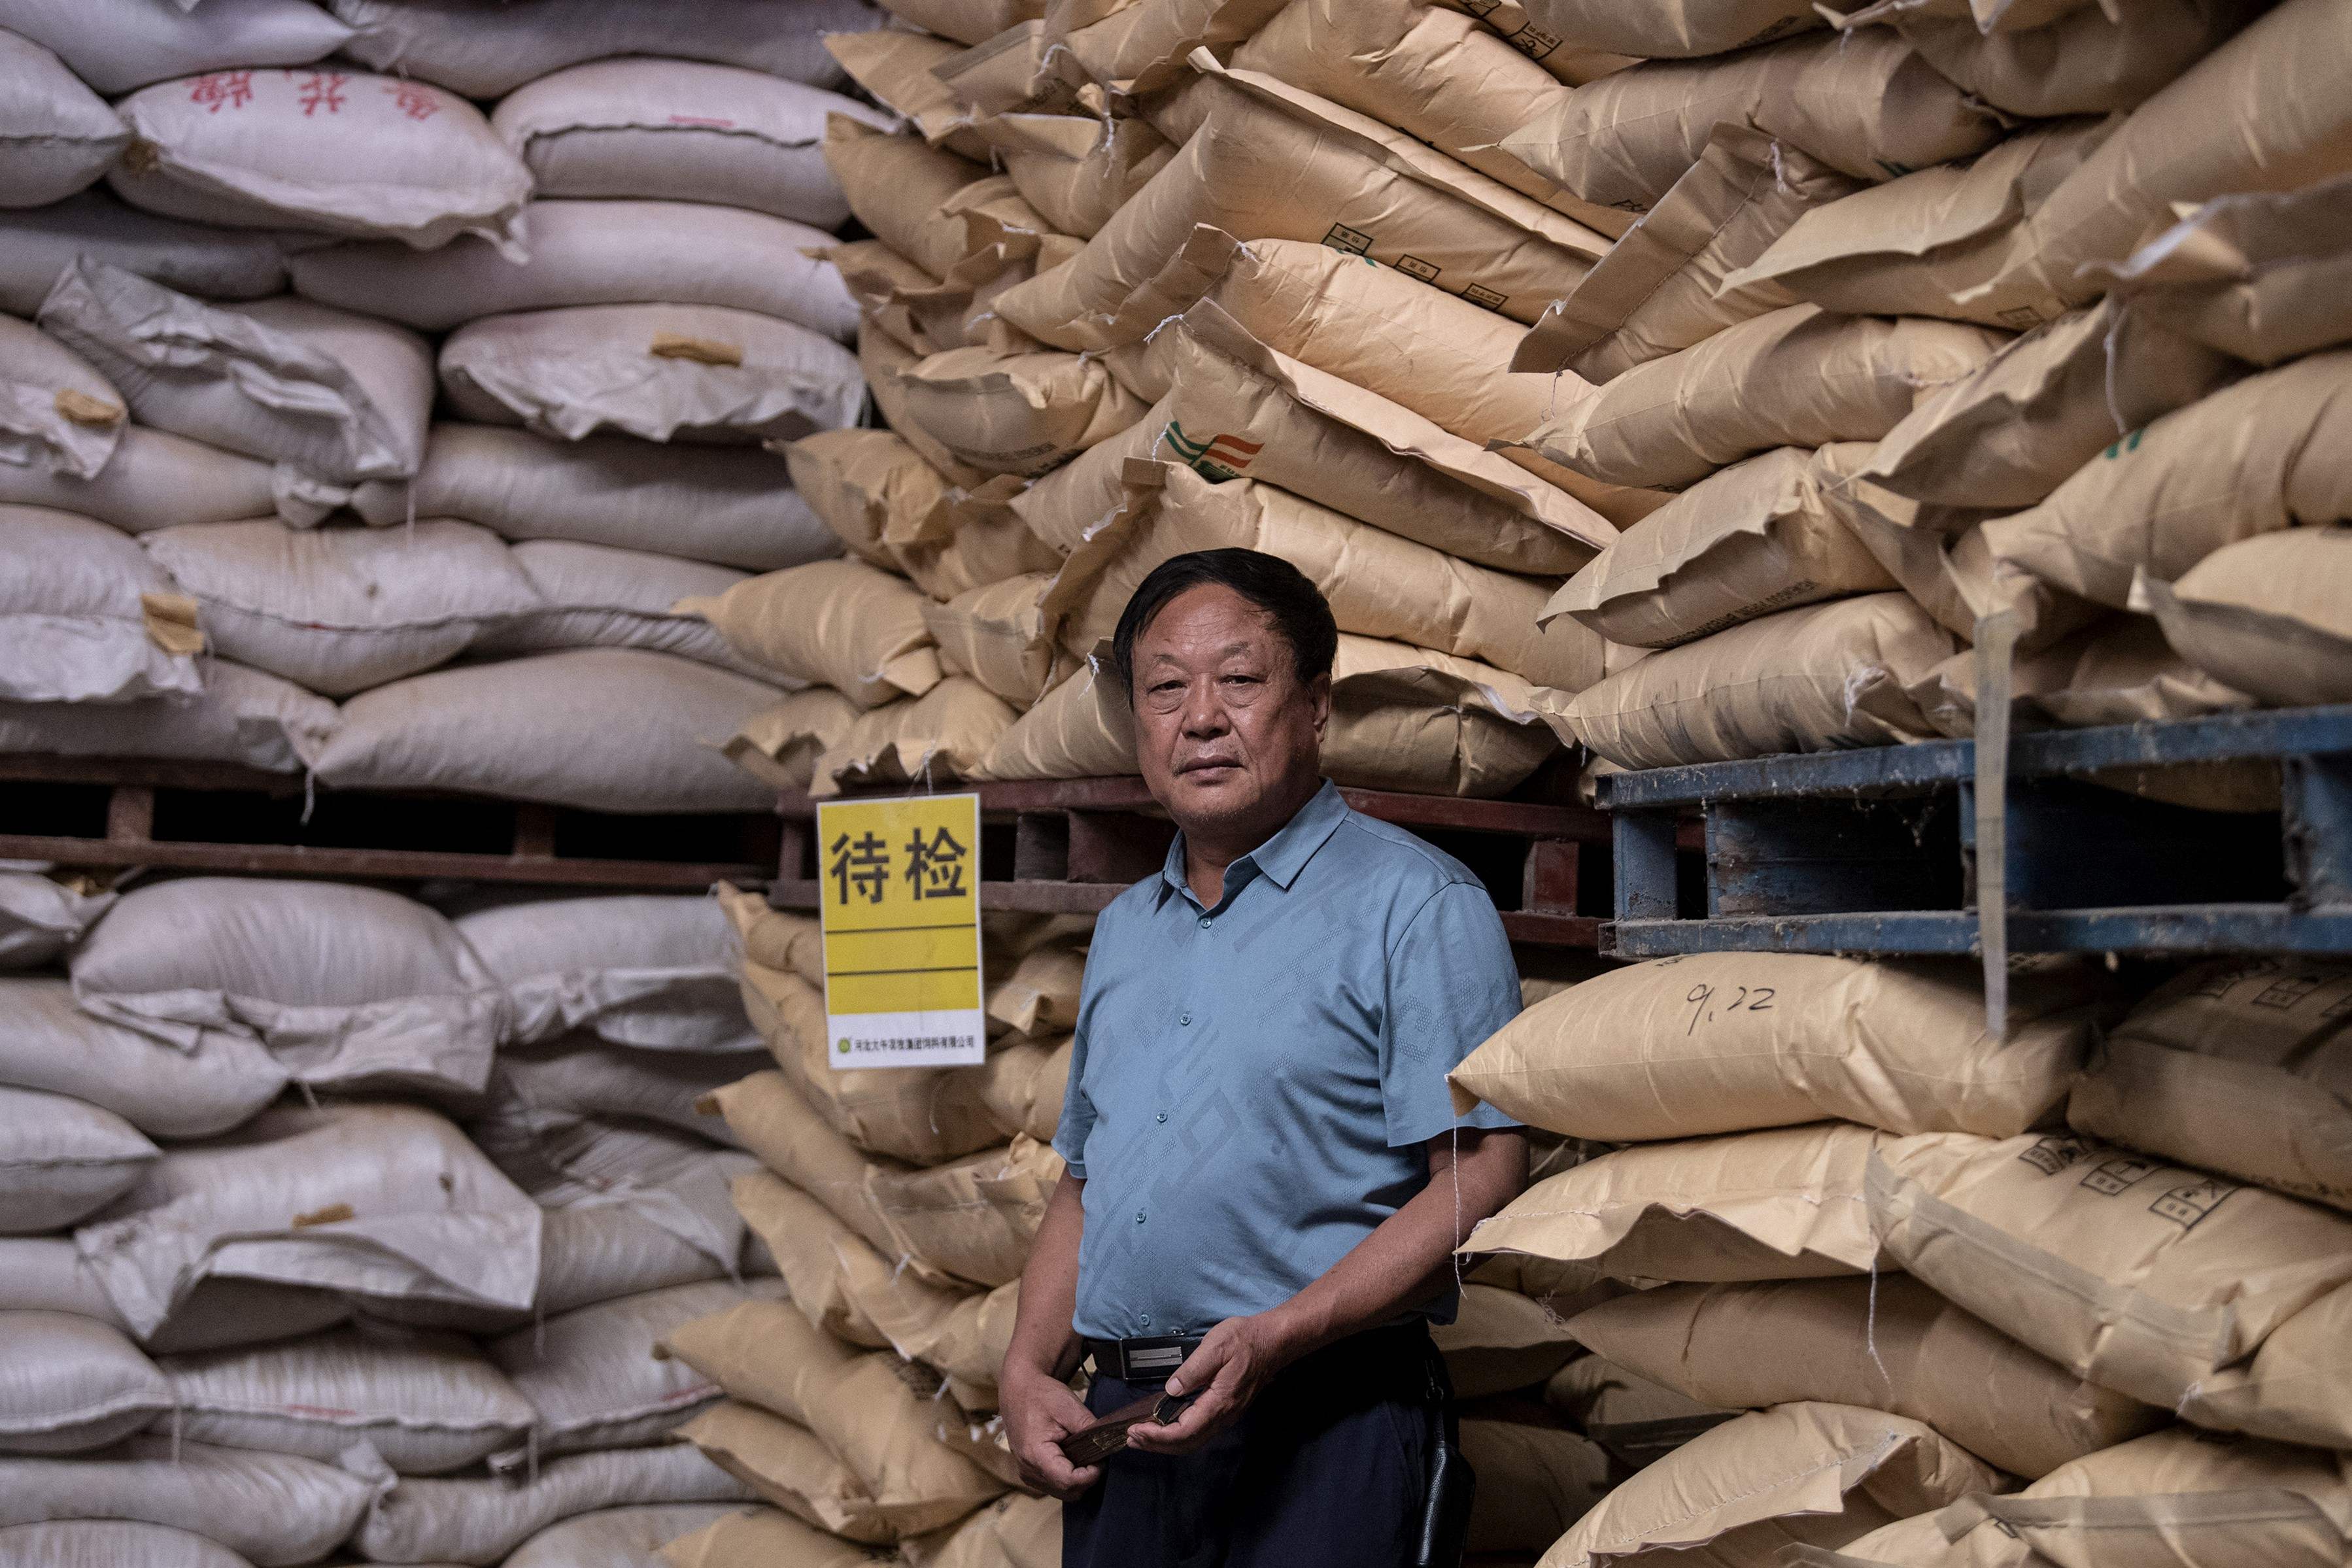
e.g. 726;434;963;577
0;872;813;1568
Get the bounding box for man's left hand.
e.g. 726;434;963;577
1125;1312;1305;1455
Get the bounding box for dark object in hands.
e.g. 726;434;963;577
1057;1389;1199;1466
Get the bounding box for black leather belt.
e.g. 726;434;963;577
1085;1333;1206;1381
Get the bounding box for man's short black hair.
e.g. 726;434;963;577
1108;548;1338;697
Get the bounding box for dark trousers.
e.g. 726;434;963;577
1061;1324;1440;1568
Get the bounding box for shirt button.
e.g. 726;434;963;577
1199;916;1212;930
1178;1012;1191;1026
1141;1314;1152;1327
1156;1112;1167;1123
1135;1210;1146;1224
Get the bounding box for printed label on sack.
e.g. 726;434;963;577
817;793;986;1070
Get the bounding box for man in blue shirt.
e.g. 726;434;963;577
1000;547;1528;1567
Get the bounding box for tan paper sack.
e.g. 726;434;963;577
662;1506;877;1568
2097;176;2352;369
1450;951;2113;1144
680;558;940;710
889;345;1144;479
2136;528;2352;711
1568;1276;2161;1479
925;574;1062;707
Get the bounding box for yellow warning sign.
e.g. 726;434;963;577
815;793;985;1070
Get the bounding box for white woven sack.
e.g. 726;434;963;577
485;1038;758;1151
330;0;874;99
439;303;864;447
455;895;751;1052
0;1236;355;1357
39;264;434;519
495;59;884;226
0;426;273;534
0;659;335;775
0;1310;171;1454
507;1504;750;1568
0;978;287;1141
0;1519;258;1568
0;1084;158;1234
472;542;758;677
0;192;286;318
314;648;784;813
347;424;840;573
0;505;198;703
5;0;353;96
0;29;126;209
290;199;859;340
110;67;530;251
356;1442;753;1567
486;1278;789;1469
143;519;545;696
69;877;505;1099
536;1152;756;1317
0;868;115;970
0;1439;381;1567
159;1324;537;1475
72;1100;541;1342
0;315;125;480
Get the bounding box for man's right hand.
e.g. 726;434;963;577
1001;1365;1106;1501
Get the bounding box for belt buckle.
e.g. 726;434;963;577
1123;1339;1189;1378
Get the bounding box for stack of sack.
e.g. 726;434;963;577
1508;0;2352;771
1446;949;2352;1567
0;0;885;815
0;871;806;1567
705;0;1666;807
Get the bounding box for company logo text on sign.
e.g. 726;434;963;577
815;793;985;1070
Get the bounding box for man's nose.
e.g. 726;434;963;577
1180;681;1229;734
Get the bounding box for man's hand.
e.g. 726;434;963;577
1125;1311;1302;1456
1001;1365;1104;1501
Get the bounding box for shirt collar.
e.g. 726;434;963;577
1156;779;1348;906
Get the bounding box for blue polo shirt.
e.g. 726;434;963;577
1053;780;1522;1341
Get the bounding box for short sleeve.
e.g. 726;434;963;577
1380;880;1524;1147
1051;959;1104;1179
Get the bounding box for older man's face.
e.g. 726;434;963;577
1131;584;1329;840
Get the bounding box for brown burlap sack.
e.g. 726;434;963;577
983;112;1174;241
1570;1276;2162;1479
1231;0;1630;236
1499;29;2003;217
740;961;1002;1165
1183;233;1665;522
979;1037;1072;1146
1527;305;2008;490
2137;528;2352;711
1520;0;1820;58
1545;445;1894;648
661;1505;880;1568
925;574;1062;709
1542;1401;2006;1568
720;688;861;793
1869;1131;2352;1441
891;345;1146;479
1431;1282;1584;1399
730;1170;888;1349
1981;349;2352;611
976;634;1563;798
667;1300;1006;1535
1051;464;1602;692
992;71;1607;349
826;29;989;160
1515;124;1862;383
1975;0;2352;325
1856;298;2240;516
1450;952;2113;1145
865;1134;1062;1289
1720;118;2113;330
679;556;941;709
1461;1418;1614;1556
812;680;1018;798
1462;1123;1887;1284
2097;175;2352;369
2070;957;2352;1216
1559;592;1954;770
1878;0;2266;119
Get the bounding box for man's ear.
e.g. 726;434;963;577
1308;672;1333;736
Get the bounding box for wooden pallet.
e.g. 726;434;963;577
0;755;777;891
1603;705;2352;958
766;777;1624;946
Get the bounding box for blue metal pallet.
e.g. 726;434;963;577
1600;705;2352;958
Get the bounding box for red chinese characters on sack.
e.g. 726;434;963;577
296;70;349;116
383;81;442;122
188;72;255;113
